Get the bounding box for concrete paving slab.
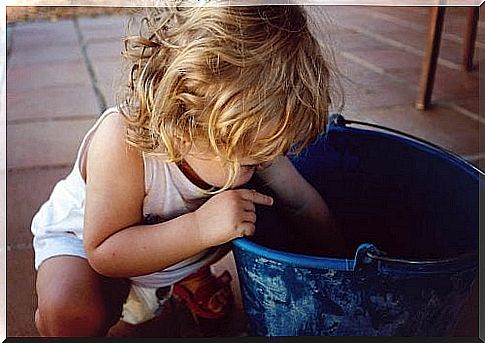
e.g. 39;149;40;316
90;59;122;86
7;84;99;123
85;41;123;62
360;6;429;29
339;58;409;88
345;104;481;157
391;65;479;101
442;44;480;74
374;29;425;50
336;56;374;80
11;18;76;32
98;82;119;109
384;67;421;89
337;53;424;109
353;49;424;71
7;167;72;247
343;78;417;110
90;59;123;107
451;97;481;118
442;9;478;34
432;67;480;100
10;20;78;50
353;7;428;35
6;249;38;337
7;61;91;91
8;43;84;67
327;8;415;35
77;15;129;30
334;33;389;52
81;27;127;46
7;118;96;170
478;18;485;43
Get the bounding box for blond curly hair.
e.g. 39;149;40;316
117;1;342;191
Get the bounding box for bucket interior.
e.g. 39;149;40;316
249;122;480;261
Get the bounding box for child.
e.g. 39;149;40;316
31;2;345;337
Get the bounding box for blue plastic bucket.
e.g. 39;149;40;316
232;114;481;336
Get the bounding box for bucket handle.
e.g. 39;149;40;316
365;249;478;265
331;115;483;175
353;243;382;272
354;243;477;268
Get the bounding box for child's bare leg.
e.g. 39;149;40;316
35;255;129;337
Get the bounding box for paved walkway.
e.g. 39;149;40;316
6;6;482;337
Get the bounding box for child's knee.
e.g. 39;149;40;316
36;294;110;336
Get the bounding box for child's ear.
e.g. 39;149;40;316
182;136;193;148
174;132;192;157
175;132;191;146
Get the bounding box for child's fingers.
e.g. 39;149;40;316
240;189;273;206
242;210;257;224
238;222;255;236
242;199;256;212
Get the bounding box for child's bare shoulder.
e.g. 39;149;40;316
91;112;140;155
86;111;143;180
92;111;127;145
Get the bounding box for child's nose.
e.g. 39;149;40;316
256;161;273;171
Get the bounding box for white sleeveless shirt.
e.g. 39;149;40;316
31;107;219;288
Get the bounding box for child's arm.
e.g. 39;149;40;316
83;114;273;278
254;156;346;256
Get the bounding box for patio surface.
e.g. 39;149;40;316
5;5;482;337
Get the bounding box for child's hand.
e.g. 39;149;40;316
194;189;273;247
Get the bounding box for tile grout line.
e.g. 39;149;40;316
461;153;485;162
339;51;414;88
338;48;482;123
72;18;107;112
437;102;485;125
339;23;465;72
356;7;484;50
7;163;74;173
6;115;98;126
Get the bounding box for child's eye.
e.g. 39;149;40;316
241;162;272;171
241;164;257;170
256;161;273;170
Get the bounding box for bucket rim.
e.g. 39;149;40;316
232;237;355;271
232;237;478;273
328;115;485;179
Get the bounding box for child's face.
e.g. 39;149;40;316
184;146;271;189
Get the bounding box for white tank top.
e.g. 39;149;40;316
31;107;219;288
